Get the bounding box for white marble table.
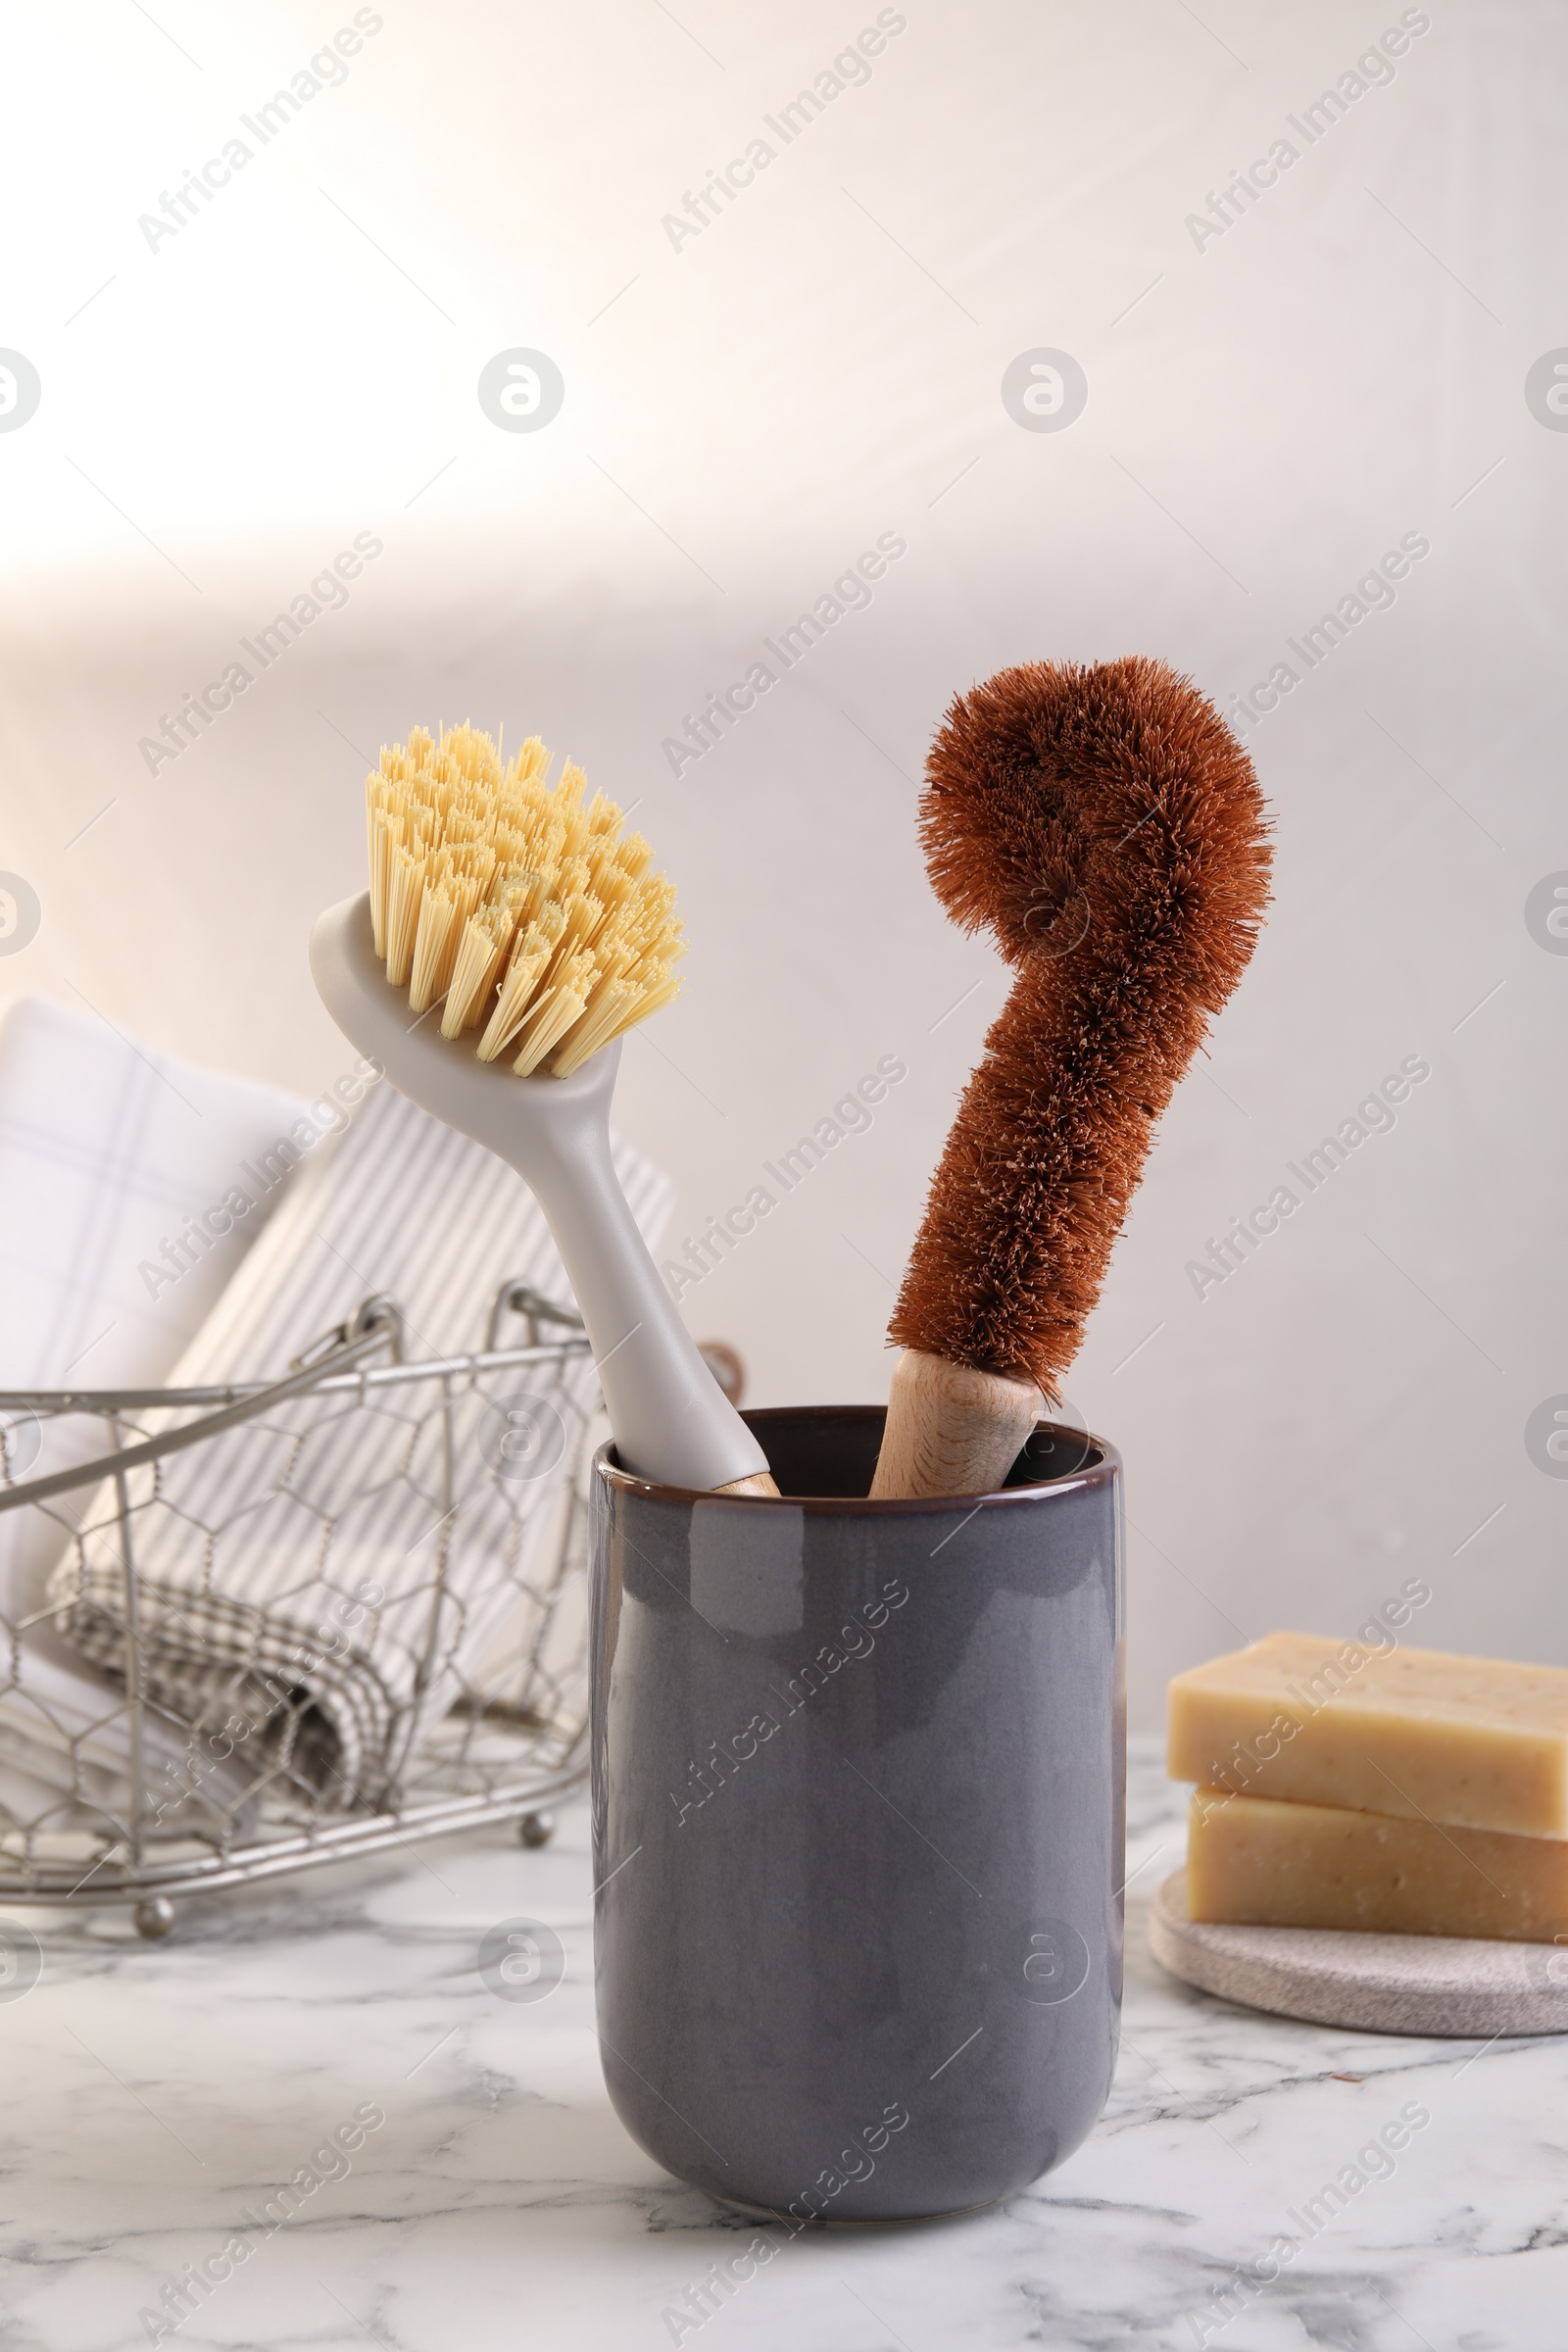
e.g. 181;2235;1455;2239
5;1741;1563;2352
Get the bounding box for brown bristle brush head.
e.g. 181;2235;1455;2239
870;656;1271;1501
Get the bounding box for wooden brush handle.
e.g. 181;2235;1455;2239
714;1470;782;1496
870;1348;1042;1500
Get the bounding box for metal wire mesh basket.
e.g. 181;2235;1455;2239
0;1281;604;1936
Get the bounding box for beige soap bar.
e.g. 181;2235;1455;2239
1187;1788;1568;1943
1167;1632;1568;1838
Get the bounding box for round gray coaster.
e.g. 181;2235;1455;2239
1149;1870;1568;2037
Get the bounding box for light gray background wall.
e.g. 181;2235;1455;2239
2;0;1562;1729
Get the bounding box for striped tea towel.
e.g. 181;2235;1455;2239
49;1080;672;1809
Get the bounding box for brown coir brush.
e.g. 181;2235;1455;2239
870;657;1271;1500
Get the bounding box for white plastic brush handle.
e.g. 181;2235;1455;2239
309;894;772;1494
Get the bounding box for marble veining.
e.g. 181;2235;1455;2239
1;1740;1562;2351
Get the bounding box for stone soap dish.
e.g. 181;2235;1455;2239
1150;1869;1568;2037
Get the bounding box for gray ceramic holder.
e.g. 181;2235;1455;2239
591;1404;1125;2223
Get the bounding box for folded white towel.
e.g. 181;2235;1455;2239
0;1630;254;1847
0;994;318;1613
50;1080;672;1809
0;994;318;1837
0;993;322;1391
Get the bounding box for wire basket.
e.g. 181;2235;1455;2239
0;1282;603;1936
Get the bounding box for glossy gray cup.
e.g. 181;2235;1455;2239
590;1405;1124;2223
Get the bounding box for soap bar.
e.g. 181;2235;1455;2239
1187;1788;1568;1944
1167;1633;1568;1838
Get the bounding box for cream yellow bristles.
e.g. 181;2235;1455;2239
409;856;488;1013
512;949;597;1076
363;726;684;1076
476;915;561;1061
441;897;516;1038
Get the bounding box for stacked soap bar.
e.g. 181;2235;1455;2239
1168;1633;1568;1943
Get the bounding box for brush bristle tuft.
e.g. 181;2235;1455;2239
365;723;683;1077
889;657;1271;1395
